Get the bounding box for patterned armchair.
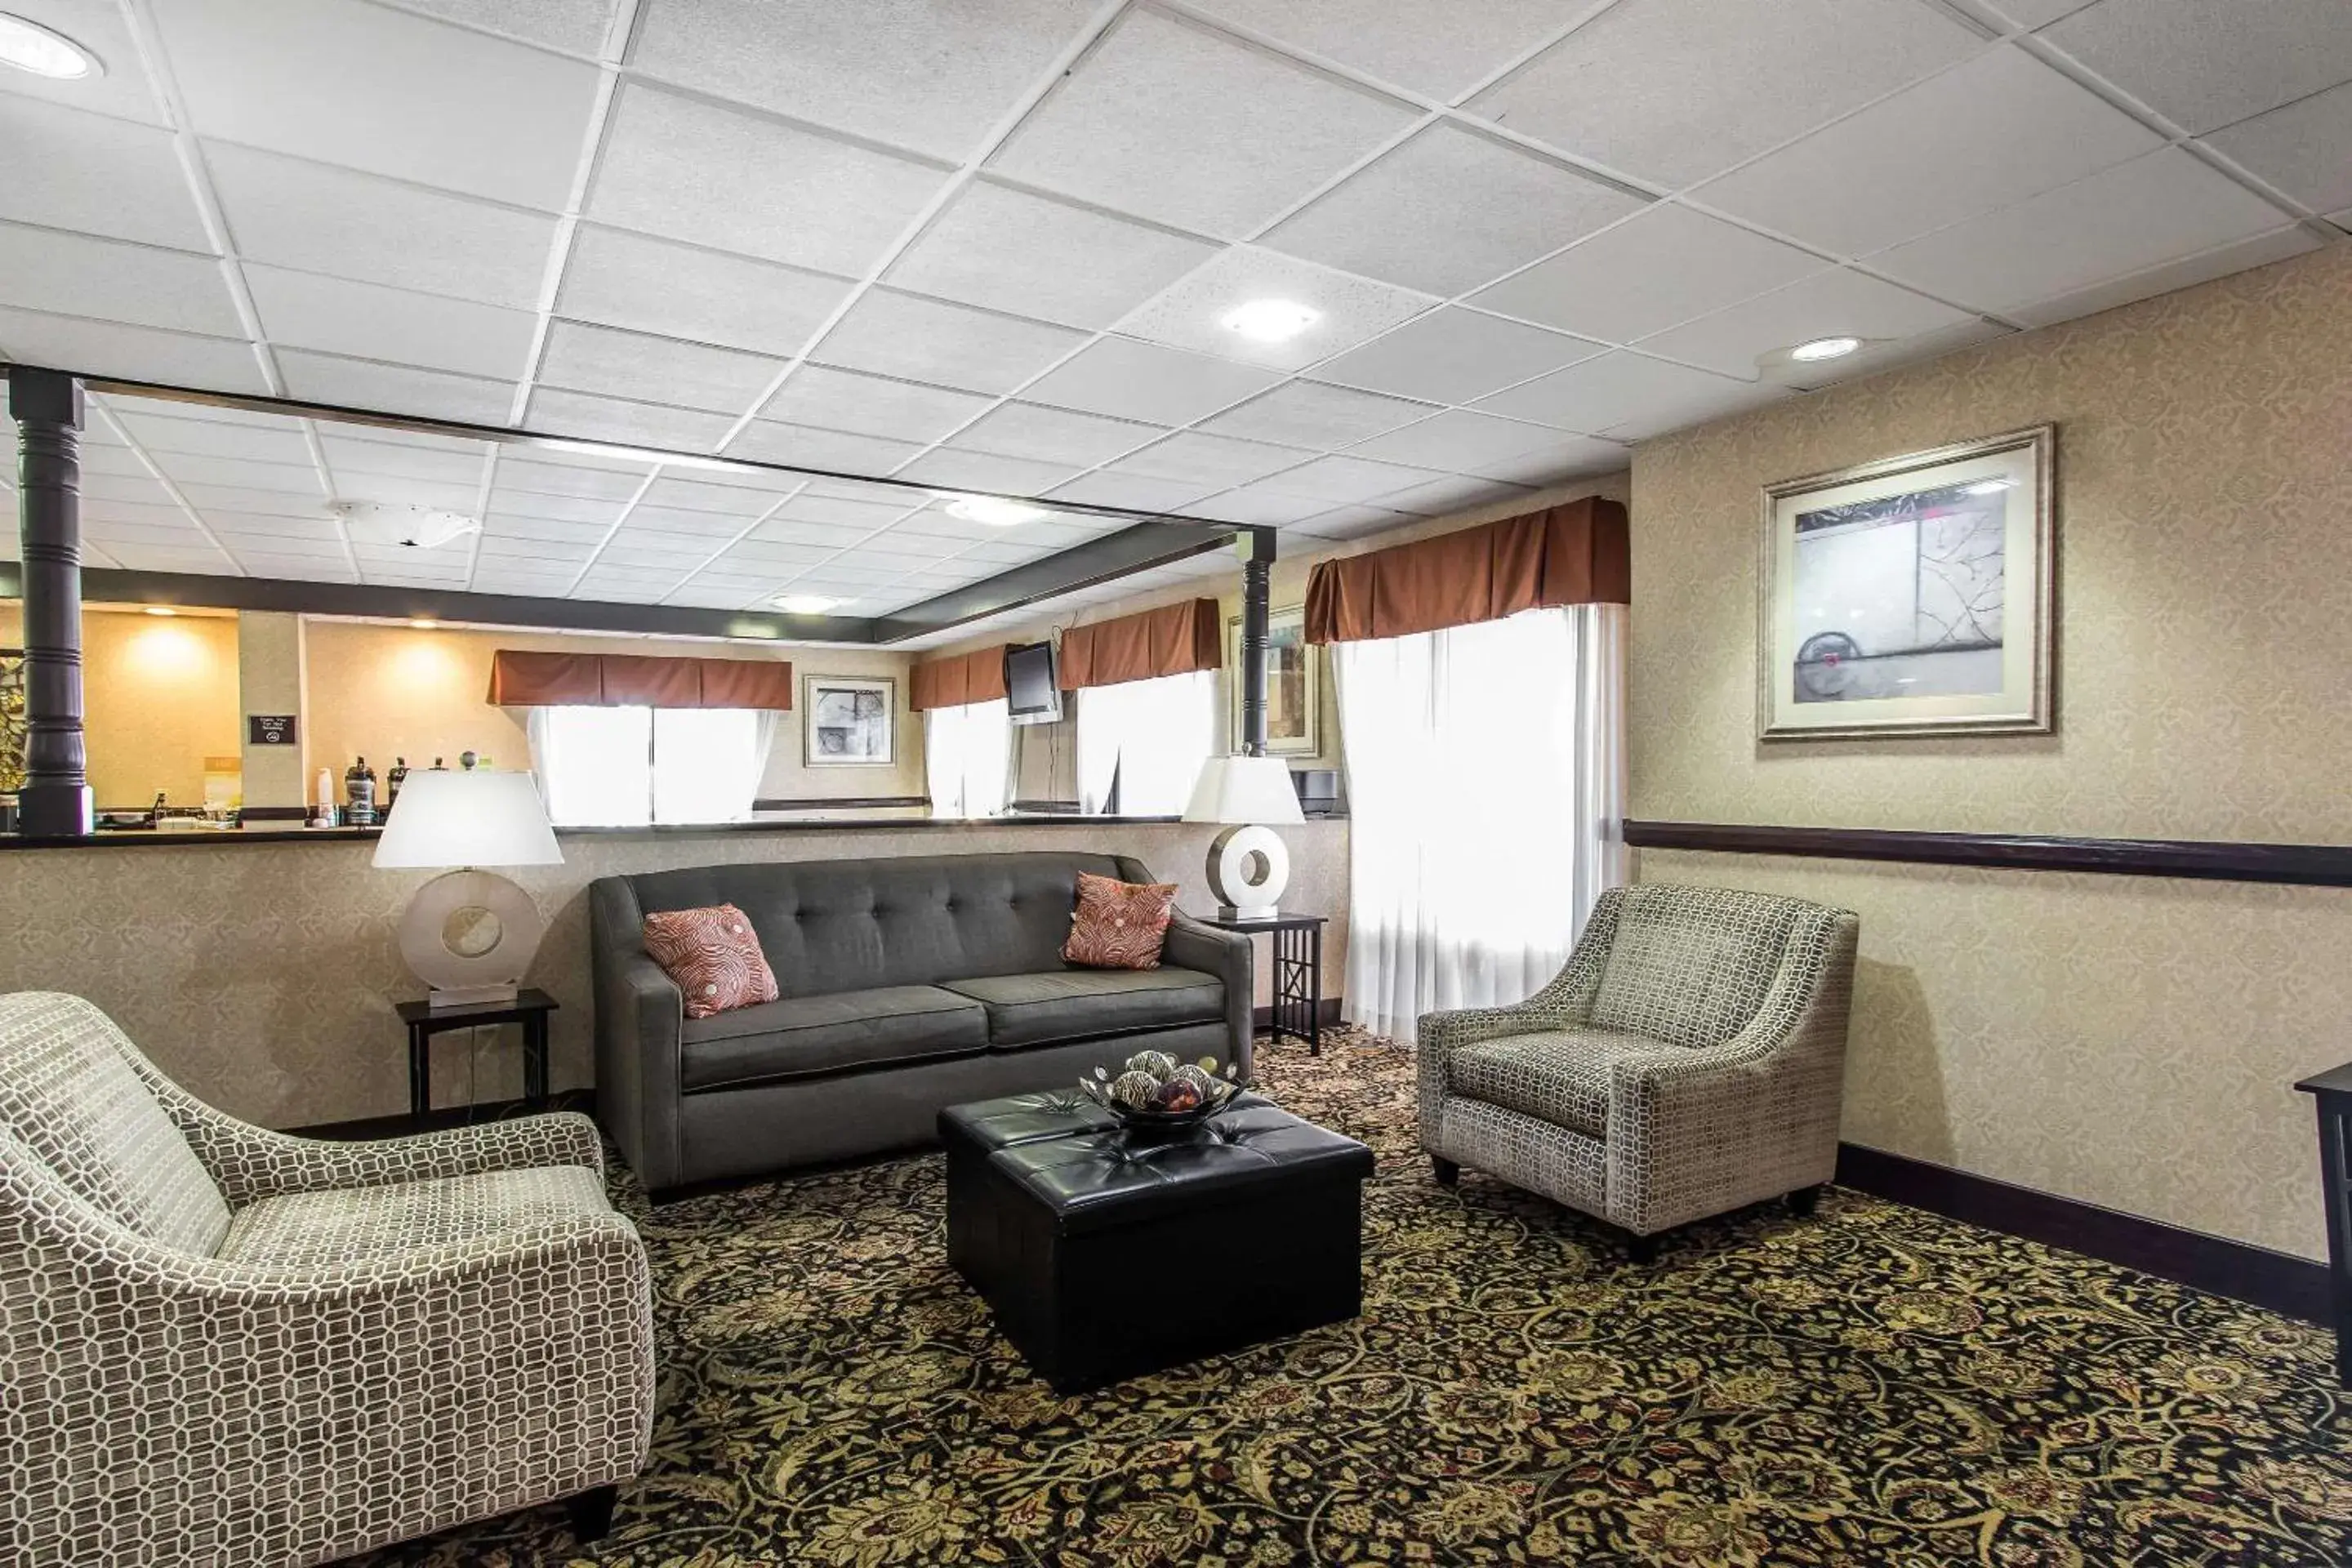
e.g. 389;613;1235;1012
1418;884;1859;1258
0;992;655;1567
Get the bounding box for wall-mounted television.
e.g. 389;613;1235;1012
1004;640;1062;726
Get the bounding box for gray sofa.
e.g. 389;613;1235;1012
590;850;1254;1192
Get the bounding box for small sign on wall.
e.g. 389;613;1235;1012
247;715;298;746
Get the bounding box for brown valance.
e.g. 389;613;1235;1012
1303;497;1629;644
910;645;1011;712
487;650;795;710
1058;598;1222;691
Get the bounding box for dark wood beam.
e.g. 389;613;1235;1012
871;520;1236;643
11;368;93;835
1238;526;1276;755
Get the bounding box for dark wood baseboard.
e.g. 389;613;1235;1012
289;1089;595;1142
1254;997;1344;1033
1837;1142;2329;1324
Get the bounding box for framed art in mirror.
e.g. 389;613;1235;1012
804;674;897;766
1227;606;1321;758
1759;425;2055;741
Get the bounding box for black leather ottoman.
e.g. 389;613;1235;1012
941;1090;1375;1393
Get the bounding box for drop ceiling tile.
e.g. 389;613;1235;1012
954;403;1165;467
105;544;238;572
1187;486;1343;525
1196;379;1435;448
1022;338;1283;425
1695;47;2165;256
896;450;1083;496
1472;349;1756;434
82;520;206;550
809;289;1088;396
1187;0;1594;100
0;0;169;124
597;536;712;568
630;0;1094;159
1046;472;1219;513
319;434;488;484
0;96;210;249
80;471;177;505
1116;244;1437;371
494;465;644;505
1258;453;1448;504
281;350;519;425
714;538;839;568
722;421;927;474
471;566;580;590
1470;203;1824;343
480;531;599;561
0;223;242;336
2011;226;2319;330
329;472;479;510
145;452;323;494
1983;0;2097;24
769;492;919;528
557;225;853;358
523;387;737;450
1344;408;1573;474
1288;505;1414;541
1468;0;1980;188
619;507;755;541
194;509;345;539
381;0;614;53
213;529;346;559
78;501;187;532
758;365;995;445
204;144;559;310
2041;0;2352;134
243;265;537;381
151;0;599;208
1873;148;2298;317
1376;473;1536;515
1315;306;1601;403
1267;122;1649;296
988;7;1419;237
247;556;361;581
588;83;947;275
1642;267;1971;382
537;321;784;414
112;411;313;465
637;475;795;516
742;517;873;550
1589;381;1787;442
888;181;1219;331
172;482;334;518
2204;82;2352;215
852;530;973;563
74;444;162;479
1110;431;1309;487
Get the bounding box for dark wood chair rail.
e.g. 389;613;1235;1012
1621;819;2352;889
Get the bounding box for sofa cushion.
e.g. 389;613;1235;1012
1445;1027;1682;1140
679;985;988;1092
217;1165;609;1269
941;968;1226;1051
1588;884;1806;1049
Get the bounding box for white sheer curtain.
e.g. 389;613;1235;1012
528;706;773;826
653;708;774;823
1075;671;1216;815
924;698;1012;818
1332;604;1627;1044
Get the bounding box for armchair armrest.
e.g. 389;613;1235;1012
1164;912;1255;1081
167;1105;606;1208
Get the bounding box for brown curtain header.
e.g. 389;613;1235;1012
1303;497;1630;644
910;645;1011;712
1058;599;1222;692
488;650;795;710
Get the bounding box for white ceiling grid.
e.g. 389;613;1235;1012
0;0;2338;614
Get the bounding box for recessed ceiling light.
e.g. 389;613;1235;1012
408;618;439;630
1788;336;1862;363
945;494;1048;528
772;595;840;615
1223;298;1321;344
0;13;100;78
143;605;176;617
1962;479;2014;497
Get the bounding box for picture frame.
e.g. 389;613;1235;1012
1758;425;2056;742
802;674;898;766
1227;606;1321;758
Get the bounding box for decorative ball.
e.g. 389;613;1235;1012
1127;1049;1179;1079
1150;1079;1204;1113
1110;1071;1158;1109
1169;1063;1217;1096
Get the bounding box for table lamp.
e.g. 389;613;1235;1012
372;768;563;1009
1183;754;1305;920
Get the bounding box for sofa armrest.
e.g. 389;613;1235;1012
1164;912;1255;1081
591;875;687;1192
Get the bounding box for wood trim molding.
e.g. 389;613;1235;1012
751;795;929;811
1624;819;2352;889
1836;1143;2329;1324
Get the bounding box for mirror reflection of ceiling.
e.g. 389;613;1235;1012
0;0;2342;586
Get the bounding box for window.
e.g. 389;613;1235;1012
528;706;776;826
1075;670;1215;816
924;697;1011;819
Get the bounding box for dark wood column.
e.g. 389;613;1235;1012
1238;526;1275;757
11;368;93;836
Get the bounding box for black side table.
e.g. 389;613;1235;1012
2296;1063;2352;1385
1192;911;1328;1054
396;988;559;1120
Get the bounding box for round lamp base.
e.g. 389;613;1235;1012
1206;823;1290;920
399;868;546;1006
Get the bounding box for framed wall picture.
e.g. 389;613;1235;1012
1227;607;1321;758
1759;425;2056;741
803;674;897;766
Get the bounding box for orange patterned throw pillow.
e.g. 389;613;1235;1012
1062;871;1178;970
642;903;780;1019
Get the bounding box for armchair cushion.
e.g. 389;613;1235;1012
1444;1027;1675;1141
1587;885;1809;1049
216;1164;611;1271
0;991;229;1255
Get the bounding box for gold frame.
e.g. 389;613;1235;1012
1757;424;2056;742
1227;606;1321;758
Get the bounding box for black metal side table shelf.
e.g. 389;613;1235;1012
2296;1062;2352;1385
396;987;559;1121
1192;911;1328;1054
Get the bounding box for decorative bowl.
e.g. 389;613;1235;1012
1078;1050;1245;1136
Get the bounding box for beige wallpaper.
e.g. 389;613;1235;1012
301;621;926;803
1628;243;2352;1259
0;821;1348;1129
0;604;242;809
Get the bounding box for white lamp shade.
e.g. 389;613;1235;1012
1183;754;1306;826
371;768;563;869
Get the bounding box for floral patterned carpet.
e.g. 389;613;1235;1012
359;1029;2352;1567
